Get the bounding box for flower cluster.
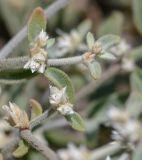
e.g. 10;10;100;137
49;85;74;115
2;102;29;129
107;107;142;147
24;30;53;73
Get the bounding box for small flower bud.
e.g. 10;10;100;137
49;86;67;106
57;103;74;115
2;102;29;129
36;30;49;47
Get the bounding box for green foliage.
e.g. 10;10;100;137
87;61;102;80
28;7;46;43
98;34;120;50
86;32;95;50
97;12;124;36
13;140;29;158
133;0;142;34
29;99;43;120
45;67;75;103
65;112;85;131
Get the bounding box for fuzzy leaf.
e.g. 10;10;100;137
86;32;95;50
13;140;29;158
98;34;120;50
87;61;102;80
130;71;142;93
28;7;46;42
77;20;92;38
47;38;55;48
65;112;85;131
97;12;124;36
99;52;116;60
29;99;43;120
45;67;75;103
129;46;142;61
133;0;142;34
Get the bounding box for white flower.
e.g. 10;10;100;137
106;156;112;160
24;53;46;73
36;30;49;47
2;102;29;129
49;86;67;106
57;103;74;115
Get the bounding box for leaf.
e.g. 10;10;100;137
97;12;124;36
47;38;55;48
65;112;85;131
28;7;46;42
77;20;92;38
29;99;43;120
44;67;75;103
99;52;116;61
87;61;102;80
86;32;95;50
130;70;142;93
13;140;29;158
128;46;142;61
98;34;120;50
133;0;142;34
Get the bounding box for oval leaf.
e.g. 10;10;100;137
28;7;46;43
13;140;29;158
65;112;85;131
86;32;95;50
44;67;75;103
87;61;102;80
99;52;116;61
98;34;120;50
29;99;43;120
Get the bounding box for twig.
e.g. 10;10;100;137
21;129;59;160
76;64;121;100
91;142;122;160
0;0;70;58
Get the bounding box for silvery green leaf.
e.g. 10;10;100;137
77;20;92;38
98;34;120;50
28;7;46;43
45;67;75;103
47;38;55;48
99;52;116;60
97;12;124;36
130;71;142;93
86;32;95;50
65;112;85;131
13;140;29;158
87;61;102;80
29;99;43;120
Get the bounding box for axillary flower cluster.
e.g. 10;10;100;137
49;85;74;116
2;102;29;129
24;30;49;73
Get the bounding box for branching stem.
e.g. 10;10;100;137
21;129;59;160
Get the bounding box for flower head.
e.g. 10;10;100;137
57;103;74;115
49;86;67;106
2;102;29;129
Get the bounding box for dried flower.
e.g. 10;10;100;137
49;86;67;106
2;102;29;129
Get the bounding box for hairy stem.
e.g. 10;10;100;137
21;129;59;160
0;0;70;58
0;55;83;72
